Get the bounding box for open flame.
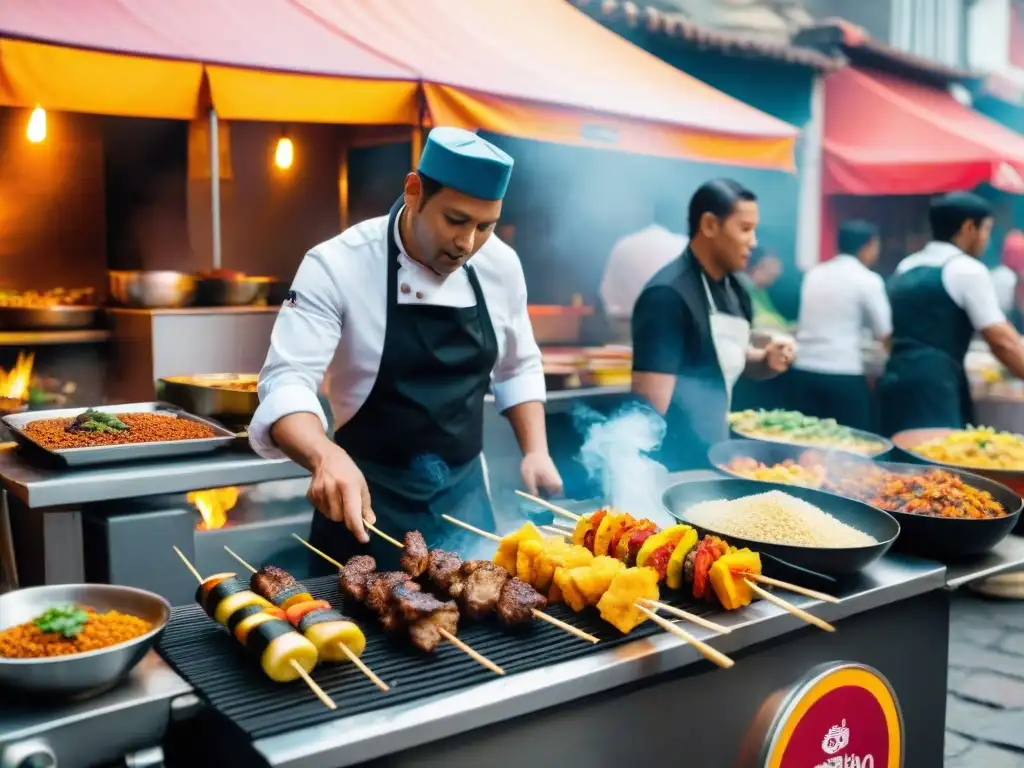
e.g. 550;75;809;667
188;486;240;530
0;351;34;401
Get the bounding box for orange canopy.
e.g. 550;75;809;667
295;0;797;168
0;0;795;167
0;0;419;123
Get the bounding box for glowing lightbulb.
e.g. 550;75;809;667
274;136;294;170
26;107;46;144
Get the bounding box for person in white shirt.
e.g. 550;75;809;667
789;220;890;431
991;229;1024;317
879;192;1024;435
600;197;688;341
249;127;563;570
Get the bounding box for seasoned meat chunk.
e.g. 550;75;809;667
457;561;508;620
340;555;376;602
427;549;464;594
400;530;430;577
407;602;460;653
497;577;547;625
251;565;300;602
365;571;415;615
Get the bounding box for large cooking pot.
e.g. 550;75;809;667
108;271;196;309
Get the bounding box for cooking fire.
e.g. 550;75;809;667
0;351;34;412
189;486;241;530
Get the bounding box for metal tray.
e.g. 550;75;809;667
730;422;893;459
0;402;236;468
0;305;99;331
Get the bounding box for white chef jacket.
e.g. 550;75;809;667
991;263;1018;315
600;224;688;319
794;255;891;376
249;210;546;460
894;241;1006;332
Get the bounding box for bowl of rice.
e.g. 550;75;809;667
662;478;899;576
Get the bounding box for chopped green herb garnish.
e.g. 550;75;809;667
34;605;89;638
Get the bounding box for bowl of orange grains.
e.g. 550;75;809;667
0;583;170;698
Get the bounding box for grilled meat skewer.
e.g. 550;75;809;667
413;538;547;625
339;556;459;652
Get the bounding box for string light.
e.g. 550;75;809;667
26;107;46;143
274;136;294;170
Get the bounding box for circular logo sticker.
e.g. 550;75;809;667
765;663;903;768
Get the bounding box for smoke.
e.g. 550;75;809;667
574;402;675;527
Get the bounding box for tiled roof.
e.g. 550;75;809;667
570;0;843;72
793;19;977;86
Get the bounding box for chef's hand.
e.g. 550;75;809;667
520;452;564;498
764;339;795;373
308;444;376;543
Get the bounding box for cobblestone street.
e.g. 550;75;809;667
946;592;1024;767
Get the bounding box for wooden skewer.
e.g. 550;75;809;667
223;547;390;692
636;599;731;634
387;520;598;647
437;628;505;674
291;533;343;570
513;490;581;522
540;525;571;537
365;523;403;550
442;514;501;541
171;546;338;708
293;535;512;669
633;605;734;669
741;572;840;604
744;580;835;633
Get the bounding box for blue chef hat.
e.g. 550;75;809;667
417;127;514;202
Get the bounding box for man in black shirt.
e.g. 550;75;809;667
631;179;794;469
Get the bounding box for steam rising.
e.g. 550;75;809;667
575;403;675;527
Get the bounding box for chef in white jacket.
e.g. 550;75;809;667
249;127;563;570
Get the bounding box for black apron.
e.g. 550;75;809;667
644;250;753;471
310;198;499;572
878;262;976;436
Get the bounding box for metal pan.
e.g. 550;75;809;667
709;439;1023;560
157;374;259;429
730;415;893;458
1;402;236;468
662;477;899;576
0;305;99;331
892;427;1024;535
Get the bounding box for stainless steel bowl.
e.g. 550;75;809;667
108;271;196;309
0;583;170;699
194;276;272;307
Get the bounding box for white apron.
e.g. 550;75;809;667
701;273;751;408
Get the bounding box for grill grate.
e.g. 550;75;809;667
158;574;719;740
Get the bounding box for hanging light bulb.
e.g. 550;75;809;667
274;136;294;170
26;107;46;144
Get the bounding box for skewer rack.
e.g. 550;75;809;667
156;573;720;740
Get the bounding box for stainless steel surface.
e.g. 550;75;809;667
157;374;259;421
0;306;99;331
0;445;306;508
252;551;946;768
2;402;236;468
0;583;170;697
944;534;1024;589
0;652;188;768
194;277;271;307
108;271;197;309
